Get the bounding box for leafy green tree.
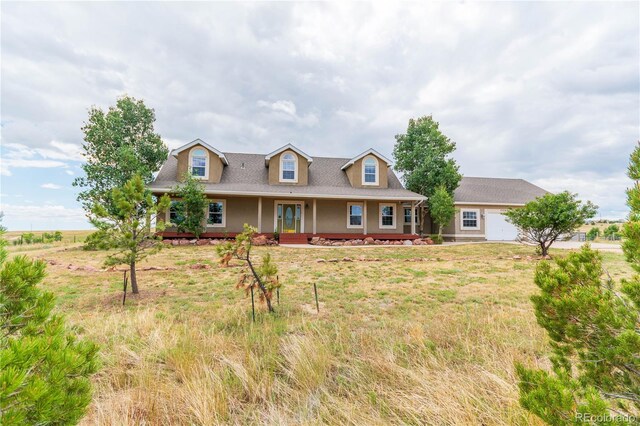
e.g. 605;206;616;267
505;192;597;256
429;185;456;239
91;174;170;294
73;96;168;214
604;224;621;241
171;174;207;238
0;228;99;424
516;143;640;423
393;115;462;200
586;227;600;241
216;224;280;313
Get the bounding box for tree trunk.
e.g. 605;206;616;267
247;257;274;313
130;260;139;294
540;243;549;257
438;224;443;238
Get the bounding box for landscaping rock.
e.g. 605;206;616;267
252;235;268;246
189;263;211;269
196;239;209;246
513;255;522;260
311;237;321;244
364;237;374;245
342;257;353;262
171;240;180;246
178;239;190;246
327;258;339;262
316;259;327;263
189;239;198;245
403;240;413;245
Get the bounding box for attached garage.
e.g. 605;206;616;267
440;177;548;242
485;211;519;241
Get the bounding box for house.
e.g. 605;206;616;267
149;139;549;244
149;139;426;243
443;177;548;241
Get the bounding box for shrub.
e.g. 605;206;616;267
430;234;444;245
0;231;99;424
586;227;600;241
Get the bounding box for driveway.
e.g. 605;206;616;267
552;241;623;253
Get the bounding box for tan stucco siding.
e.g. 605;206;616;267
441;204;522;239
176;144;224;183
267;151;309;186
345;155;388;188
159;195;411;235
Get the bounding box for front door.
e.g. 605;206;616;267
278;203;301;233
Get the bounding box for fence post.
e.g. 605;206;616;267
122;270;128;306
313;283;319;313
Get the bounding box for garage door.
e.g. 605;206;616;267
485;212;519;241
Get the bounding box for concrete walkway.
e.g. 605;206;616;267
279;240;623;253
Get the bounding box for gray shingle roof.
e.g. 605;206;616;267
149;152;424;200
454;177;548;205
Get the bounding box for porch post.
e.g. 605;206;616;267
312;199;317;235
257;197;262;233
411;200;416;235
363;201;368;235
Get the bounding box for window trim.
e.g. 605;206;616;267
189;147;209;180
206;199;226;228
379;203;396;229
404;207;419;224
346;202;364;229
279;151;298;183
460;208;480;230
167;200;182;225
361;155;379;186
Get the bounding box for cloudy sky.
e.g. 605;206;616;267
1;2;638;230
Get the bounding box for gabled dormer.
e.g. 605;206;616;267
265;143;313;186
341;148;392;189
172;139;228;183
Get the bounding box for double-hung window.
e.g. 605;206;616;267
404;207;419;224
347;203;363;228
169;201;182;224
191;149;207;178
281;153;297;182
379;203;395;228
208;200;225;227
363;157;378;185
460;209;479;230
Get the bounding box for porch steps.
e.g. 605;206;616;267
279;233;309;245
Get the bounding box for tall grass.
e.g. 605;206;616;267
33;243;632;425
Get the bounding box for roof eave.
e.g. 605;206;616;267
149;186;425;201
264;143;314;165
171;138;229;166
341;148;393;170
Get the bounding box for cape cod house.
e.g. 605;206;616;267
149;139;548;243
149;139;425;243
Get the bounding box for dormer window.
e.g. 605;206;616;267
280;152;298;182
190;148;208;178
363;156;378;185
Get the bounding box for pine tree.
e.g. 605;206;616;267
0;229;99;424
91;174;170;294
517;143;640;423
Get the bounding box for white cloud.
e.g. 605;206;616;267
0;203;88;230
0;1;637;222
41;183;62;189
65;169;75;175
0;158;69;176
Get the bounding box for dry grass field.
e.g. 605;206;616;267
10;240;633;425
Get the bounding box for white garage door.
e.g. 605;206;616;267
485;212;519;241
